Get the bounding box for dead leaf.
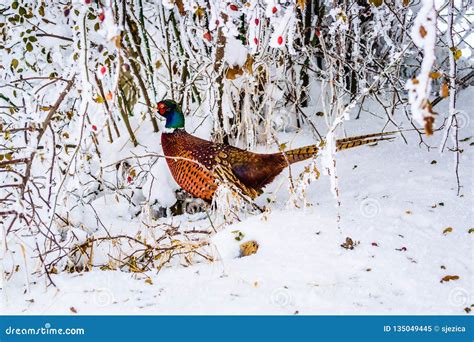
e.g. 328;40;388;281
440;275;459;283
145;277;153;285
243;54;254;74
450;47;462;61
195;6;205;17
70;307;78;314
340;237;359;250
441;82;449;98
369;0;383;7
424;116;434;136
240;240;259;257
468;228;474;234
419;25;427;38
175;0;185;15
430;71;441;79
296;0;306;9
226;66;244;80
443;227;453;235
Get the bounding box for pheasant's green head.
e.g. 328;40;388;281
157;99;184;129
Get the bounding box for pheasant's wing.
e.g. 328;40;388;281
181;136;261;199
213;163;262;199
230;151;287;191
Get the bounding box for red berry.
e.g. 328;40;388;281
316;29;321;37
272;6;278;14
99;13;105;21
254;37;258;45
100;66;106;75
255;18;260;25
277;36;283;45
229;4;238;11
92;125;97;131
203;31;212;42
85;0;91;4
127;176;132;183
215;20;220;26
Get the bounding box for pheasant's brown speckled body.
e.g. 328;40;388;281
161;129;308;201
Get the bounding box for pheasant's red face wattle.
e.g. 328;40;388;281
158;102;167;115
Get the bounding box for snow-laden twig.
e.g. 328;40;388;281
439;0;461;195
406;0;437;135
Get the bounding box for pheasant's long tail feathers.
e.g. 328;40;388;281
282;131;397;165
283;144;320;165
336;131;396;151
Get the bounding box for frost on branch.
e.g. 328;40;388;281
406;0;437;135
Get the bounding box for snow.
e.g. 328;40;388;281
224;37;248;67
2;88;472;315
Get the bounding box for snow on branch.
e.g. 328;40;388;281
406;0;437;135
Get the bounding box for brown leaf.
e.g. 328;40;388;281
195;6;205;17
441;82;449;98
113;35;122;49
468;228;474;234
240;240;259;257
340;237;359;250
226;66;244;80
296;0;306;9
145;277;153;285
70;307;78;314
369;0;384;7
440;275;459;283
175;0;186;15
244;54;254;74
442;227;453;235
430;71;441;79
419;25;427;38
424;116;434;136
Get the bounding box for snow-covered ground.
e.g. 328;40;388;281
1;89;473;315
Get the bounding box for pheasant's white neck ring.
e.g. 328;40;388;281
163;127;177;133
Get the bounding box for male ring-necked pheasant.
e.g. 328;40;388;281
158;99;394;202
